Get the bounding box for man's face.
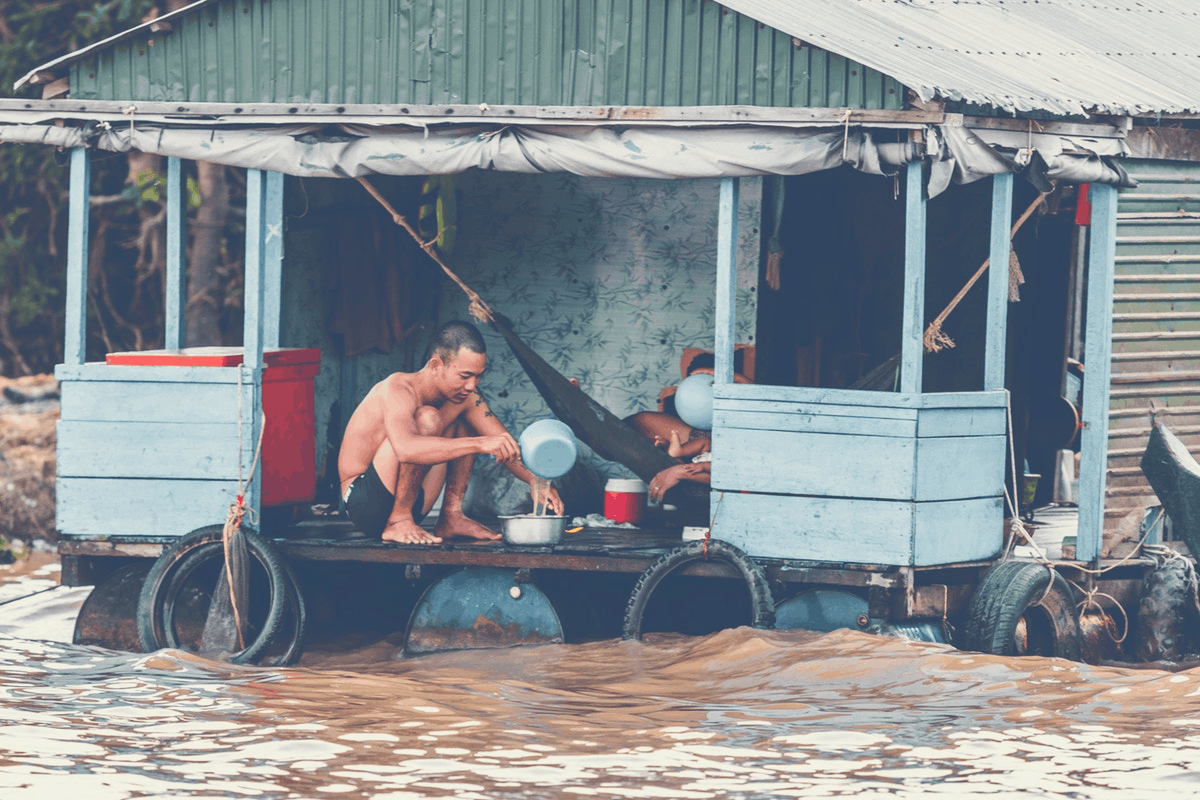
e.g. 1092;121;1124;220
434;348;487;404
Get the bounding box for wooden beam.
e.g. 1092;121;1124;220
961;114;1128;140
41;77;69;101
714;178;739;386
164;156;186;349
241;169;266;523
0;98;948;127
263;171;284;350
243;169;266;370
1078;183;1119;565
1126;126;1200;163
984;173;1013;391
900;162;926;394
64;147;90;366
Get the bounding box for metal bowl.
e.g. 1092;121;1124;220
499;515;567;546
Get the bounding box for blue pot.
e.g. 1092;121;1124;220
675;372;715;430
518;418;578;479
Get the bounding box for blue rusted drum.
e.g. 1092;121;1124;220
774;589;874;633
73;561;153;652
404;567;564;654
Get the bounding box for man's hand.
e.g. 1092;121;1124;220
479;432;520;463
530;484;564;516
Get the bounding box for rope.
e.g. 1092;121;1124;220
923;188;1051;353
354;175;494;324
222;367;267;650
1068;577;1130;644
704;491;726;560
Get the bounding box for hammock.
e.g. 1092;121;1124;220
489;312;705;506
351;175;706;507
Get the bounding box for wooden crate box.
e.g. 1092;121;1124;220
710;385;1008;566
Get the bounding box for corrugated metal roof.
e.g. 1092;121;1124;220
20;0;902;110
19;0;1200;117
718;0;1200;116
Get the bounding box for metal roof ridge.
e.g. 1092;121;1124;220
13;0;221;92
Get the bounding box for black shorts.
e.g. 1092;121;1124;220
341;463;426;538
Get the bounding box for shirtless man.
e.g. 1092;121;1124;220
338;320;564;544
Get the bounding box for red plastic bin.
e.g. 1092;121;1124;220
105;346;321;507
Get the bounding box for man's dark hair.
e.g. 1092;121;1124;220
427;320;487;364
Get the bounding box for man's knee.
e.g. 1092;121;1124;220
415;406;441;436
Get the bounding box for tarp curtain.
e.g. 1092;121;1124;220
0;118;1131;190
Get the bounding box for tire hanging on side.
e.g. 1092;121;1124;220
963;561;1082;661
137;524;304;665
622;539;775;641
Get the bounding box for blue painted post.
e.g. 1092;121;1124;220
1078;183;1118;564
263;171;284;350
900;163;926;394
241;169;267;521
714;178;739;386
165;157;187;349
984;173;1013;391
64;148;90;365
243;169;266;371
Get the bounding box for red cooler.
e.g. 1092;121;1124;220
105;346;321;506
604;478;647;524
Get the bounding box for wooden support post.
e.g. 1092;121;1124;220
984;172;1013;391
714;177;739;386
900;162;926;394
243;169;266;370
263;171;284;350
1078;183;1118;565
64;147;90;366
241;169;267;520
165;157;187;349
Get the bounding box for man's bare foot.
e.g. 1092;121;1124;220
435;512;502;541
381;518;443;545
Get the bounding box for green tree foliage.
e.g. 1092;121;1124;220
0;0;187;374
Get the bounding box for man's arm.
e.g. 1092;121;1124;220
460;391;536;476
382;382;518;465
463;391;565;513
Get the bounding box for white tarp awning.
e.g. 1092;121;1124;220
0;119;1131;191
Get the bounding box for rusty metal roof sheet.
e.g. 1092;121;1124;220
719;0;1200;116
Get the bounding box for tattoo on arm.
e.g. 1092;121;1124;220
484;410;494;418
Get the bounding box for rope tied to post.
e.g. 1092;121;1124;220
354;175;495;324
922;187;1050;353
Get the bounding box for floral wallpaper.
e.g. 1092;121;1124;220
433;172;762;477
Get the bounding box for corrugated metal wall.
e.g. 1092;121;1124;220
69;0;903;109
1106;159;1200;529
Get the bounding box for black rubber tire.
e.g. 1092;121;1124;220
137;524;292;665
963;561;1082;661
156;540;308;667
259;561;308;667
1134;558;1197;662
622;539;775;640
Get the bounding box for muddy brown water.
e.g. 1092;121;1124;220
1;556;1198;799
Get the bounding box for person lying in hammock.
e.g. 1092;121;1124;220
629;351;751;506
624;352;751;464
647;430;712;505
338;320;563;544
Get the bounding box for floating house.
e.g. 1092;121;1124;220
2;0;1200;661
